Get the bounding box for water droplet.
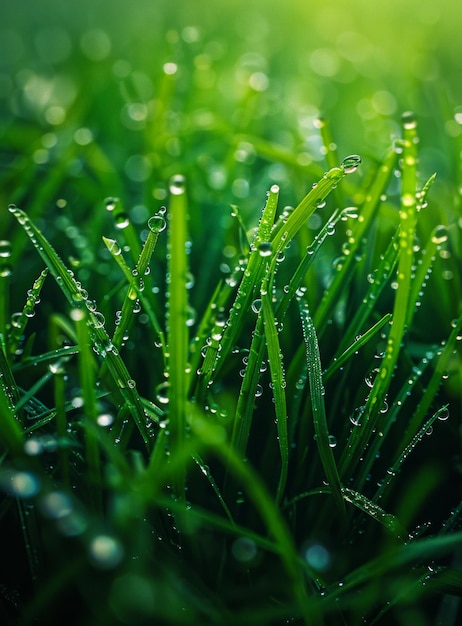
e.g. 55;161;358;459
91;311;105;329
431;225;448;244
341;154;361;174
402;111;417;130
105;238;122;255
105;197;118;212
258;241;272;257
169;174;186;195
115;213;130;229
155;381;170;404
0;240;12;258
147;215;167;233
341;207;359;220
251;298;262;313
328;435;337;448
437;407;450;421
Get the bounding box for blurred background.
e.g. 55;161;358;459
1;0;462;181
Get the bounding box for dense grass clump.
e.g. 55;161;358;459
1;111;462;625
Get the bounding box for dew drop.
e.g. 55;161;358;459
341;154;361;174
431;225;448;244
328;435;337;448
402;111;417;130
258;241;272;257
251;298;262;314
115;213;130;229
105;197;118;212
148;215;167;233
169;174;186;195
155;381;170;404
437;407;450;421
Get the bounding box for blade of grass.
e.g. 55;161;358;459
73;307;102;513
261;286;289;503
7;268;48;360
197;183;280;397
166;175;190;497
0;351;23;454
313;146;397;333
339;113;419;480
299;298;345;515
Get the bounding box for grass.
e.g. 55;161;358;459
1;1;462;624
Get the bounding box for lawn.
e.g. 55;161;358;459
1;1;462;624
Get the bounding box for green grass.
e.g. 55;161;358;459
1;1;462;624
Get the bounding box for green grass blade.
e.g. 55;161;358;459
231;314;266;458
374;404;450;504
313;146;397;332
102;234;166;354
73;307;102;512
262;288;289;503
339;113;419;480
198;183;280;395
323;313;392;382
299;298;345;514
166;175;190;496
0;350;23;454
400;313;462;451
8;268;48;360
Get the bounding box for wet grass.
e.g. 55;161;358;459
1;1;462;623
0;109;461;625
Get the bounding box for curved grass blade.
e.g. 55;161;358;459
400;313;462;452
8;205;152;447
325;530;462;601
336;229;399;355
339;114;419;480
102;233;166;356
270;163;348;257
7;268;48;359
299;298;345;514
323;313;392;382
313;146;397;332
374;404;450;503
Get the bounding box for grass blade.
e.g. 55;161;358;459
262;287;289;503
299;298;345;514
166;175;190;496
339;113;419;480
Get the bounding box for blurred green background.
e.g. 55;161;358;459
2;0;462;170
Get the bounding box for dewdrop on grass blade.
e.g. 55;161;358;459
341;154;362;174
